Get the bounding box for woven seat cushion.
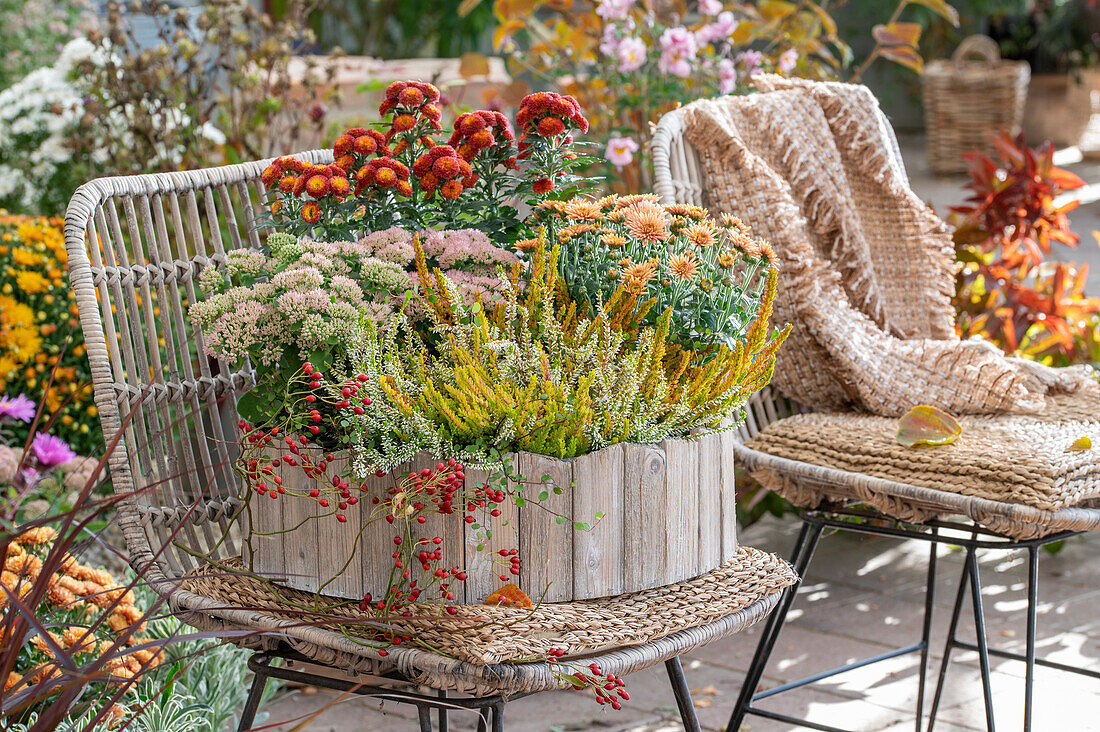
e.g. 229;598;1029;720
747;391;1100;526
180;546;795;666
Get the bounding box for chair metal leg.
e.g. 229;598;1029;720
417;704;434;732
437;689;449;732
492;702;505;732
237;662;271;732
1024;546;1038;732
727;519;825;732
927;548;972;732
665;656;702;732
967;549;997;732
914;531;939;732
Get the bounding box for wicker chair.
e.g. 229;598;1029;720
652;92;1100;732
63;155;795;731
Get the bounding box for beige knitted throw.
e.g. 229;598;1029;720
682;77;1093;416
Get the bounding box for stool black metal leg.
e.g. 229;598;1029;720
967;549;997;732
927;549;972;732
237;661;271;732
492;702;505;732
727;519;825;732
417;704;434;732
665;657;701;731
1024;546;1039;732
914;531;939;732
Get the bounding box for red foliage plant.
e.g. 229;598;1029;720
952;131;1100;365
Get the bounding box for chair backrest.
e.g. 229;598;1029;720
651;94;910;440
65;150;333;578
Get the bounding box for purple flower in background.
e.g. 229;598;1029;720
32;433;76;470
0;394;36;423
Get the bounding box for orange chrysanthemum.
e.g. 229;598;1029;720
563;199;603;222
683;221;717;248
667;253;699;281
622;202;671;243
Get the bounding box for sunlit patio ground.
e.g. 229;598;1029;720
256;137;1100;732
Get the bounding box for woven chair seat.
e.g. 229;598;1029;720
744;391;1100;540
170;547;794;696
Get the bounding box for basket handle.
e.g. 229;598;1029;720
951;35;1001;67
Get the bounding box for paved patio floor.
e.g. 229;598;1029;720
255;139;1100;731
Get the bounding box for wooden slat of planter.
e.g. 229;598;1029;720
412;452;466;604
279;469;321;594
718;429;738;558
622;443;667;593
246;488;285;582
661;438;699;581
314;453;360;598
360;469;400;600
572;444;625;598
697;432;722;569
517;453;573;603
463;455;520;604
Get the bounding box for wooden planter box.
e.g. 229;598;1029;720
244;432;737;603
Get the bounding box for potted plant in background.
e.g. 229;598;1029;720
991;0;1100;146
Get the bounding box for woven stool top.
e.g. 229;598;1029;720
180;546;795;666
746;392;1100;534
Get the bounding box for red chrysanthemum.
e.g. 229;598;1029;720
305;174;330;199
533;178;554;194
330;176;351;197
440;179;463;200
537;117;566;137
301;201;321;224
278;175;297;193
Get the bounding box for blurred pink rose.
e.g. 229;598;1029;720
697;11;739;44
699;0;723;15
596;0;635;21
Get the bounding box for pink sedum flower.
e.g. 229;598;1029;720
699;0;723;15
32;432;76;470
778;48;798;73
616;37;647;72
595;0;635;21
658;26;698;78
605;136;640;167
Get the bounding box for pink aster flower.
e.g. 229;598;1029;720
616;37;647;72
605;136;640;167
778;48;798;73
0;393;36;423
32;432;77;470
658;26;698;78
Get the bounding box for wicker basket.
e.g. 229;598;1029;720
922;35;1030;175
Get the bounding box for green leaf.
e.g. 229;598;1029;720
896;406;962;448
538;491;549;501
573;521;591;531
555;516;567;525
